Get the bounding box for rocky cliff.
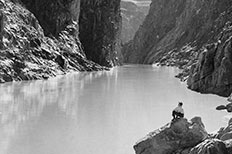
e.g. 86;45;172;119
122;0;232;97
0;0;122;83
121;1;149;44
123;0;232;64
187;21;232;97
134;117;232;154
79;0;122;67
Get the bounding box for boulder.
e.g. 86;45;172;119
216;103;232;112
224;139;232;153
216;118;232;141
189;139;228;154
216;105;227;110
134;117;208;154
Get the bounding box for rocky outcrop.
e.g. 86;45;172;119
0;0;110;83
121;1;149;44
79;0;122;67
134;117;232;154
216;103;232;113
187;23;232;97
189;139;228;154
134;117;208;154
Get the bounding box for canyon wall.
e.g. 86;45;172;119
79;0;122;67
123;0;232;64
0;0;122;83
121;1;149;44
187;22;232;97
123;0;232;96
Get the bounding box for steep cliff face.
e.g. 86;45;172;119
187;22;232;97
123;0;232;64
121;1;149;44
20;0;80;37
0;0;123;83
0;0;106;83
123;0;232;96
79;0;122;67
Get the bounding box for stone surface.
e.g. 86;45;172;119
20;0;80;37
224;139;232;153
216;118;232;141
79;0;122;67
123;0;232;64
189;139;228;154
187;24;232;97
0;0;110;83
216;103;232;112
134;117;208;154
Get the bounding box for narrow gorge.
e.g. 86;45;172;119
123;0;232;97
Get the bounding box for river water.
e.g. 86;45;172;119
0;65;229;154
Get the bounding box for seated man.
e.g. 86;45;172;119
172;102;184;119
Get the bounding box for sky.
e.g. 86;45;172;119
121;0;151;6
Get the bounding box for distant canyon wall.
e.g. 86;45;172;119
121;1;149;44
123;0;232;97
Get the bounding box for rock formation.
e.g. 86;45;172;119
189;139;228;154
122;0;232;97
134;117;208;154
0;0;122;83
187;23;232;97
121;0;149;44
134;117;232;154
79;0;122;67
216;103;232;113
123;0;232;64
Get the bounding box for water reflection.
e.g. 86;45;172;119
0;70;114;154
0;66;229;154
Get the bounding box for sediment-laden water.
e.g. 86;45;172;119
0;65;228;154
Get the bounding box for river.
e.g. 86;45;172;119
0;65;229;154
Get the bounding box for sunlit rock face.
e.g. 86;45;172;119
122;0;232;96
121;1;149;44
79;0;122;67
0;0;106;83
122;0;232;64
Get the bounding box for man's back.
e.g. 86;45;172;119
173;106;184;114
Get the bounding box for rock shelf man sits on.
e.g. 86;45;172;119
172;102;184;120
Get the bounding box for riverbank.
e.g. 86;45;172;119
134;116;232;154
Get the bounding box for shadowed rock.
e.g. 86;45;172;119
224;139;232;153
79;0;122;67
216;103;232;112
189;139;228;154
216;118;232;140
134;117;208;154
